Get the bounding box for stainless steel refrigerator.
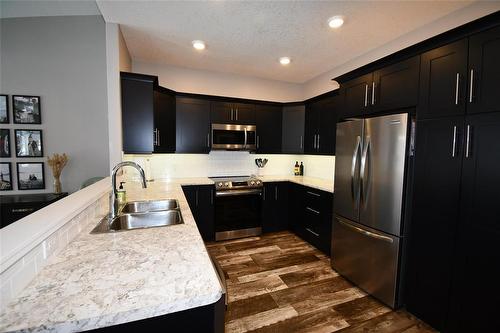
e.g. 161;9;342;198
332;112;411;308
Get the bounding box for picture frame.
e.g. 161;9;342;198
15;129;43;157
0;95;8;124
0;129;10;157
13;95;41;124
17;162;45;190
0;163;13;191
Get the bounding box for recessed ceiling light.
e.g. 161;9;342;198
279;57;291;65
192;40;206;50
328;16;344;29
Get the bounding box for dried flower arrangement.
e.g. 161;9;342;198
47;153;68;194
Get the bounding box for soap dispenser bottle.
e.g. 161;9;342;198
299;162;304;176
117;181;126;204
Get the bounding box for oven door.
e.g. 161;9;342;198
215;189;262;240
211;124;256;151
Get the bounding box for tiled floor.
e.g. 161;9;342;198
206;231;435;333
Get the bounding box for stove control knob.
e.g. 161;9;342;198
225;182;230;187
218;182;223;187
250;181;255;185
256;181;261;185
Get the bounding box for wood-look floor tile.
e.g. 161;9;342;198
279;263;339;288
291;287;367;316
271;276;352;307
227;275;288;302
250;252;320;270
337;310;427;333
226;294;279;322
225;305;298;333
333;296;392;325
248;307;349;333
237;260;325;284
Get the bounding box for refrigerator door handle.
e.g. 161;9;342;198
360;136;370;206
337;217;394;243
351;136;361;204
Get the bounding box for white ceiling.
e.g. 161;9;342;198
96;1;484;84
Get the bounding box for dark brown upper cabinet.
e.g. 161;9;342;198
255;104;282;153
372;56;420;113
419;39;468;119
340;57;420;118
467;25;500;115
176;97;211;154
281;105;305;154
121;73;176;154
211;101;255;124
304;95;338;155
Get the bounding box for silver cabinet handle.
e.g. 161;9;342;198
351;136;361;202
337;218;393;243
313;135;316;149
469;69;474;103
451;125;457;157
371;82;376;105
210;189;213;205
236;108;238;120
207;133;210;147
364;84;369;107
305;228;320;237
455;73;460;105
300;135;303;149
465;124;471;158
153;128;158;146
157;129;160;146
306;207;320;215
306;191;321;197
275;186;278;201
244;128;248;148
257;135;259;149
11;208;34;213
317;134;320;150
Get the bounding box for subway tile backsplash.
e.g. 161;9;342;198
0;192;110;311
124;152;335;181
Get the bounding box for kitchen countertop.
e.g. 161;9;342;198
0;179;223;333
0;175;332;332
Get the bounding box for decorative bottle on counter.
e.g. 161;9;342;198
300;162;304;176
294;161;300;176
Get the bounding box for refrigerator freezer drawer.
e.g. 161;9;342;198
332;215;400;308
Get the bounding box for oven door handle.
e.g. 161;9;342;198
215;189;262;197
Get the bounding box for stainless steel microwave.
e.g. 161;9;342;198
211;124;256;151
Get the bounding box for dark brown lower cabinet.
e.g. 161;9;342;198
406;112;500;332
182;185;215;242
262;182;288;233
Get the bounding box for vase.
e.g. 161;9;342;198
53;176;62;194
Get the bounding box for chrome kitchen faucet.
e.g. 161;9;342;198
109;161;147;219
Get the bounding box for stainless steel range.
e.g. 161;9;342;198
210;176;263;241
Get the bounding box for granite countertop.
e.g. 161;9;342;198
0;179;223;333
258;175;334;193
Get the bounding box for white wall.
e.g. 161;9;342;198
123;152;335;182
132;61;304;103
118;27;131;72
1;16;110;194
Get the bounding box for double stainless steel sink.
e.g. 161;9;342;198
91;199;183;234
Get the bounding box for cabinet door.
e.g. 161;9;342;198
318;95;339;155
121;78;154;153
304;102;320;154
405;117;464;331
182;185;198;215
419;39;468;119
154;89;176;153
340;73;373;118
448;112;500;332
233;103;256;124
281;105;305;154
256;105;282;153
211;102;233;123
176;97;211;153
197;185;215;242
372;56;420;113
288;183;304;235
468;26;500;115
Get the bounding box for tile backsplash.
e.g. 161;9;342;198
123;152;335;181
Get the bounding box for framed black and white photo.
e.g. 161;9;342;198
13;95;41;124
0;163;13;191
17;162;45;190
0;129;10;157
15;129;43;157
0;95;8;124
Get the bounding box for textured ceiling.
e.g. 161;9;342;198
97;1;477;84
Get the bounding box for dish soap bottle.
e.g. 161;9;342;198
294;161;300;176
117;181;126;204
300;162;304;176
